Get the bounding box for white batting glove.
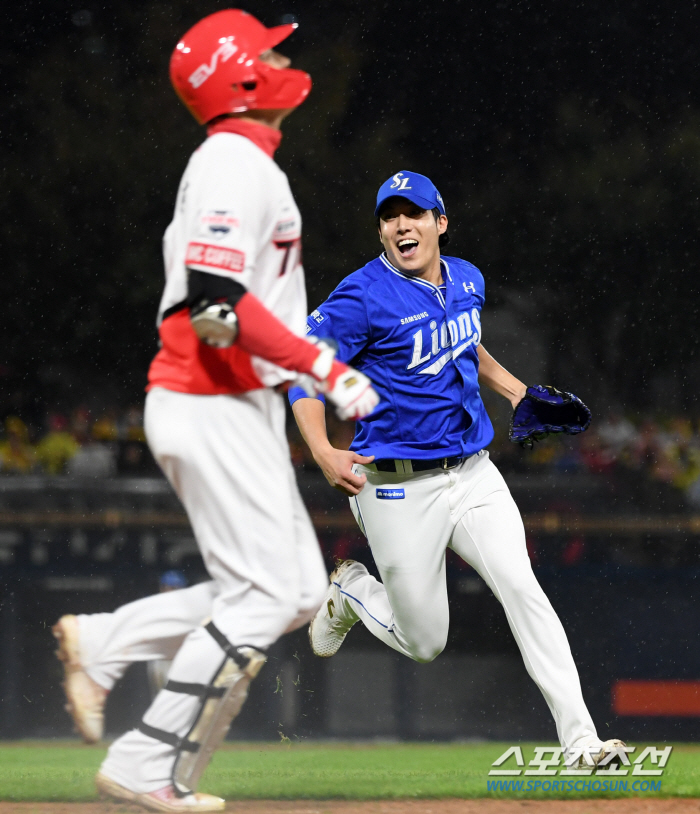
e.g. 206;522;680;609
324;367;380;420
309;342;380;420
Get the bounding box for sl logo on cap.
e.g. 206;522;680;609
390;172;412;191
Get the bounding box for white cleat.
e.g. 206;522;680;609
308;560;363;658
52;614;108;743
593;738;628;768
96;772;225;812
569;736;627;770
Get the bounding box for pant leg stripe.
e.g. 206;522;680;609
334;584;389;630
353;495;368;539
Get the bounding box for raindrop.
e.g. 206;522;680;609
71;9;92;26
84;37;104;55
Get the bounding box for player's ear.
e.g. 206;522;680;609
437;215;448;235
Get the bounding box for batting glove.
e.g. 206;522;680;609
310;342;380;421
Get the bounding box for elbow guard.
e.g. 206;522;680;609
190;300;239;348
187;269;246;348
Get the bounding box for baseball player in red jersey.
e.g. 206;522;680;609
52;10;378;812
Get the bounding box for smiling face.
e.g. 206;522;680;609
378;197;448;280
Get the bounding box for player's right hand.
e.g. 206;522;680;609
310;342;379;421
314;448;375;496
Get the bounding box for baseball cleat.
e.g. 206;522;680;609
95;772;226;811
96;772;225;812
53;614;108;743
308;559;363;658
568;736;627;770
593;738;627;769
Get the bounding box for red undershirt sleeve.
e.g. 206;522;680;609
235;292;320;375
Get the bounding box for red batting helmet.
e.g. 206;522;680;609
170;9;312;125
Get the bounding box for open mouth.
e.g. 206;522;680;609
398;238;419;258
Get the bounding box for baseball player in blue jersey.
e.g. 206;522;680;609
289;171;623;766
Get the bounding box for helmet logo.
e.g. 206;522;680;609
188;41;238;89
390;172;412;191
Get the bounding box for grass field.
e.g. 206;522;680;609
0;742;698;802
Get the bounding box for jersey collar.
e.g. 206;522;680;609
379;253;449;308
206;117;282;159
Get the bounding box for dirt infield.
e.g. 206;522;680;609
2;800;699;814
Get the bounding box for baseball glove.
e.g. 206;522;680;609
509;385;592;448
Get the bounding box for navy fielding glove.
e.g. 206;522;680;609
509;385;592;448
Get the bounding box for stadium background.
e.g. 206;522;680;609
1;0;699;758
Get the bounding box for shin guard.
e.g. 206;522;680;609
139;621;266;796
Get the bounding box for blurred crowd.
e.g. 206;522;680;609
289;410;700;511
2;407;700;510
489;411;700;510
0;406;156;477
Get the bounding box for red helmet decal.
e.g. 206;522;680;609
187;40;239;90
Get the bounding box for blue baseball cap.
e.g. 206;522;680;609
375;171;446;217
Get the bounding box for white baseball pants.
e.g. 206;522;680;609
344;450;598;751
80;387;327;793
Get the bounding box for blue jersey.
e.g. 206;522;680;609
288;253;494;460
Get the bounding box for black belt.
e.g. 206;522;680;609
373;456;466;473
